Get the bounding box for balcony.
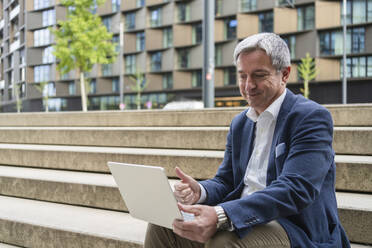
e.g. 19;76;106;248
10;5;20;21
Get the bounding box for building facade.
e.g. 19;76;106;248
0;0;371;111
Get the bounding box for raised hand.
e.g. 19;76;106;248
173;167;201;205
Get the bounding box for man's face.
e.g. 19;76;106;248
237;49;290;114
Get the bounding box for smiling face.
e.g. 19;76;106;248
237;49;290;114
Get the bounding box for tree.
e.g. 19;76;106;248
34;82;49;112
52;0;117;112
298;53;317;99
128;70;148;110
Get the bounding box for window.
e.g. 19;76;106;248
137;0;145;7
192;23;202;44
42;9;55;26
43;82;56;97
215;0;223;16
162;73;173;89
215;44;222;66
102;64;112;76
178;49;190;69
112;0;120;12
42;46;54;63
19;48;25;65
341;56;372;78
343;0;372;24
319;27;365;55
163;27;173;48
136;32;145;51
125;12;136;30
241;0;256;12
258;12;273;32
150;52;162;72
225;19;237;40
68;81;76;95
297;5;314;31
112;35;120;52
34;65;51;82
278;0;294;6
91;0;98;14
125;55;136;74
102;16;111;32
150;8;162;27
112;78;120;92
224;67;236;86
34;28;52;46
282;35;296;59
178;3;190;22
192;70;202;88
34;0;53;10
89;79;97;94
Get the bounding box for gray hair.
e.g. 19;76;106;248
233;33;291;71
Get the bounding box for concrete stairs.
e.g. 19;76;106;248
0;105;371;247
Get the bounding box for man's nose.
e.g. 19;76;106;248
243;76;256;91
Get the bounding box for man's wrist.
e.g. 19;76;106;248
214;206;232;231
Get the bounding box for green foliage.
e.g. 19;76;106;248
52;0;117;111
128;70;148;110
298;53;317;99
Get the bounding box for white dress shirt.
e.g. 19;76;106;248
241;89;287;197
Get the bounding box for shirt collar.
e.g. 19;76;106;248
246;89;287;122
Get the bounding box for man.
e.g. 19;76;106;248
145;33;350;248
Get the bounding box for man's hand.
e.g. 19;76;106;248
174;167;201;205
173;203;218;243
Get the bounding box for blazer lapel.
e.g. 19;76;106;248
239;113;256;178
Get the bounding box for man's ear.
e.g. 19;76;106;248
281;66;291;83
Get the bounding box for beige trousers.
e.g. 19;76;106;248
144;220;290;248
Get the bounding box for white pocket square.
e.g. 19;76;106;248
275;143;286;158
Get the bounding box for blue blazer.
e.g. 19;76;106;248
200;90;350;248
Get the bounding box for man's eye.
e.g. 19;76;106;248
253;74;267;78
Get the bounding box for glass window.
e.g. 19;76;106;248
241;0;256;12
258;12;273;32
368;0;372;22
112;0;120;12
102;16;111;32
34;0;53;10
42;46;54;64
89;79;97;94
102;64;112;76
224;67;236;86
215;0;223;16
125;12;136;30
192;23;202;44
151;52;162;72
163;27;173;48
112;78;119;92
150;8;162;27
112;35;120;52
215;44;222;66
125;55;136;74
43;82;55;97
351;27;365;53
178;49;190;69
137;0;145;7
68;81;76;95
298;5;314;31
368;56;372;77
191;70;202;88
136;32;145;51
34;65;51;82
34;28;52;46
225;19;237;40
19;49;25;65
162;73;173;89
353;0;366;23
178;3;190;22
42;9;55;26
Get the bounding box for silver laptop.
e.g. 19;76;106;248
107;162;194;229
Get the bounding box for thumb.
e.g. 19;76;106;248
178;203;200;215
175;167;191;183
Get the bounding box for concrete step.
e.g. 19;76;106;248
0;126;371;154
337;192;372;245
0;196;147;248
351;244;372;248
0;104;370;127
0;243;22;248
0;144;371;193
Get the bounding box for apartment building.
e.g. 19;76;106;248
0;0;371;111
